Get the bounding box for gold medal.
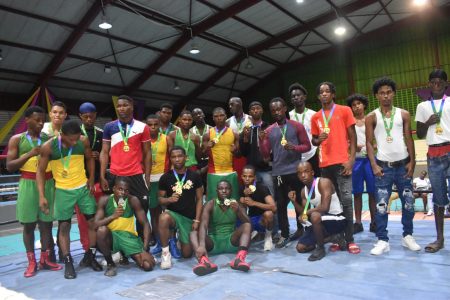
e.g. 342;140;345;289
323;127;330;134
281;138;287;146
386;136;393;143
175;186;183;195
301;214;308;221
213;137;219;144
245;121;252;128
436;126;443;135
249;185;256;193
123;144;130;152
61;169;68;178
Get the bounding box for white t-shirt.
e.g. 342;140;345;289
415;96;450;145
227;114;251;134
289;108;317;161
413;177;431;190
355;121;367;158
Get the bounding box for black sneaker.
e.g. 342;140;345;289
275;236;290;248
353;223;364;234
104;263;117;277
288;228;304;241
80;251;103;271
64;255;76;279
308;246;326;261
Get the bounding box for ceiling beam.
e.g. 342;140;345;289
36;0;111;86
0;4;261;81
173;0;378;116
240;5;450;99
0;39;242;92
122;0;260;94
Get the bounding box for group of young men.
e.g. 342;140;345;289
7;68;449;279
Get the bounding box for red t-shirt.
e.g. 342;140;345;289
103;119;151;176
311;104;355;168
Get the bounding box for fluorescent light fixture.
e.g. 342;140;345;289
413;0;428;6
99;15;112;29
173;80;180;90
104;65;112;73
189;43;200;54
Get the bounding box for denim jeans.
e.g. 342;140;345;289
321;164;354;243
256;170;274;196
427;152;450;207
374;161;414;241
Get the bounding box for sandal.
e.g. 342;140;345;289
347;242;361;254
424;240;444;253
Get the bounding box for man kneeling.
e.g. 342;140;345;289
190;180;251;276
291;162;347;261
95;177;155;276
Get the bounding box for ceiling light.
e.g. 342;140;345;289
296;0;304;3
99;15;112;30
413;0;428;6
334;24;346;36
0;49;3;61
245;60;254;69
104;65;112;73
189;43;200;54
173;80;180;90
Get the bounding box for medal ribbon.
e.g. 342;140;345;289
25;132;41;149
173;169;187;191
179;129;191;155
214;126;227;142
160;123;173;135
321;105;336;129
430;94;446;127
234;116;245;133
194;125;208;147
118;120;133;147
81;124;97;149
379;107;396;138
279;124;287;141
58;135;73;171
294;108;308;124
112;195;128;210
303;178;317;216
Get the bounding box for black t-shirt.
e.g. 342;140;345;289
81;126;103;182
159;170;203;219
239;182;270;217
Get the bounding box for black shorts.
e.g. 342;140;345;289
107;172;149;211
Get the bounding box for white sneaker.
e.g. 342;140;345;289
402;235;421;251
251;230;258;240
100;251;122;266
426;209;434;216
160;251;172;270
370;240;390;255
264;234;273;251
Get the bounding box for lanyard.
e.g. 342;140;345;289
294;108;308;124
58;135;73;171
194;125;208;147
234;116;245;133
111;195;127;210
379;107;396;138
303;178;317;215
151;132;161;163
118;120;132;145
321;105;336;128
214;126;227;142
430;94;446;126
25;132;41;149
279;123;287;141
81;124;96;149
173;169;187;189
160;123;173;135
179;129;191;155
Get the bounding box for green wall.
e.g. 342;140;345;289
245;17;450;122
